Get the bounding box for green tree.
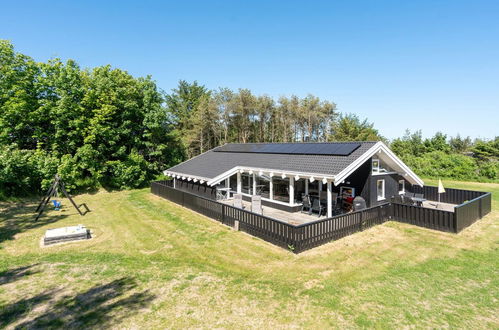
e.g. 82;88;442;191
449;134;472;153
390;130;426;158
165;80;209;157
329;113;383;142
0;40;41;149
424;132;450;153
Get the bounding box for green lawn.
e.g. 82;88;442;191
1;180;498;328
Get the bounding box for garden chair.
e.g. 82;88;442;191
251;195;262;215
391;195;402;204
301;194;312;214
311;198;325;217
233;194;244;209
405;196;416;206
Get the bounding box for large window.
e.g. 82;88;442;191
273;177;289;203
377;179;385;201
398;180;405;195
230;174;237;192
255;174;270;198
241;173;253;195
294;179;305;202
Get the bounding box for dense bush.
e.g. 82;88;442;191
0;40;183;197
392;131;498;182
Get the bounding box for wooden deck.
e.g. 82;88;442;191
220;198;456;225
219;199;329;225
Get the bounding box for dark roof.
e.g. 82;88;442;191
166;142;378;180
214;142;361;156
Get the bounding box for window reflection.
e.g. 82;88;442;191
273;177;289;203
255;174;270;198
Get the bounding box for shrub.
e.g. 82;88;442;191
104;151;150;190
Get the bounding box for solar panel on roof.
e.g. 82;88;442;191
214;143;361;156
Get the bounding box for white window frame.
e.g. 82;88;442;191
372;158;380;173
398;179;405;195
377;179;385;201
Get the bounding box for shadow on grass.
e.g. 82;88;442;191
0;277;155;329
0;201;69;247
0;264;41;285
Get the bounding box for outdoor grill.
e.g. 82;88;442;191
353;196;367;211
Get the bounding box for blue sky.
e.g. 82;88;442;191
1;0;498;140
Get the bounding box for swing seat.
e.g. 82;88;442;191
52;200;62;211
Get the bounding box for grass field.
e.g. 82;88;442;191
1;179;498;328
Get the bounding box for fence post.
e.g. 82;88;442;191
359;211;363;231
479;197;483;219
293;226;298;253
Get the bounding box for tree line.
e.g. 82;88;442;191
391;131;498;182
0;40;497;198
165;80;381;158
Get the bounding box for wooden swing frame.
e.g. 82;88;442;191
35;175;90;221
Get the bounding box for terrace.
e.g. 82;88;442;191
152;181;491;252
219;198;328;225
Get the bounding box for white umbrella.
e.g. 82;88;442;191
438;179;446;202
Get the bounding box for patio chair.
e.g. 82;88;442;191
391;195;402;204
301;195;312;214
414;193;424;199
311;198;325;217
251;195;263;215
233;194;244;209
404;196;416;206
405;192;415;198
330;192;341;214
331;192;338;206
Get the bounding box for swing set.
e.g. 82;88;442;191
35;175;90;221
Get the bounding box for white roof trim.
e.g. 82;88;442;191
207;166;335;186
163;170;211;183
333;141;424;187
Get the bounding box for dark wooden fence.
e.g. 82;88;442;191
152;182;295;249
293;203;390;252
455;192;492;232
151;181;492;253
411;185;487;205
391;203;456;232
